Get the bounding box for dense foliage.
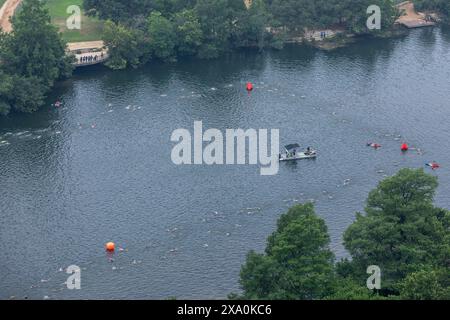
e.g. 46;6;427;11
237;169;450;300
414;0;450;21
238;203;336;299
0;0;73;115
85;0;400;69
341;168;449;296
2;1;446;114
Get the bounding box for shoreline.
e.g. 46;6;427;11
1;0;446;58
307;27;412;51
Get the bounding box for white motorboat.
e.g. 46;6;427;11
279;144;317;161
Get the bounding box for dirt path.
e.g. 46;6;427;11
395;1;436;28
0;0;21;32
396;1;425;22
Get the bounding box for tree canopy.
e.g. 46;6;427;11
87;0;402;68
342;168;449;295
414;0;450;21
238;203;336;299
237;169;450;300
0;0;73;115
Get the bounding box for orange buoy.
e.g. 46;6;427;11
401;143;409;152
246;82;253;92
106;242;115;252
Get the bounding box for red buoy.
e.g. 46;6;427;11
246;82;253;92
401;143;409;152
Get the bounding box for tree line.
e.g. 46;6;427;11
234;168;450;300
0;0;398;114
0;0;73;115
414;0;450;22
86;0;400;69
1;0;449;115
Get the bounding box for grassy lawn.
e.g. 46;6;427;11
0;0;6;9
46;0;104;42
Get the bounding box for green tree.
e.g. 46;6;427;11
414;0;450;22
325;278;387;300
0;0;73;115
343;168;450;295
268;0;398;34
194;0;244;58
239;204;335;299
0;70;14;115
8;76;47;113
148;12;177;60
84;0;154;24
399;267;450;300
343;0;399;34
173;9;203;56
102;20;149;69
232;0;271;50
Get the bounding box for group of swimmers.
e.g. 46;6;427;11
367;142;440;170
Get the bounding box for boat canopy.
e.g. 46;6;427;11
284;144;300;152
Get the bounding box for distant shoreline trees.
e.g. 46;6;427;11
86;0;402;70
235;169;450;300
2;0;449;114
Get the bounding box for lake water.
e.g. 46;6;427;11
1;27;450;299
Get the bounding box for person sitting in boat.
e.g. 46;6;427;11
305;147;312;155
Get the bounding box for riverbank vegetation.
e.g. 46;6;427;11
0;0;73;115
234;169;450;300
413;0;450;22
1;0;449;115
83;0;401;69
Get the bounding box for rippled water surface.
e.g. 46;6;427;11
1;27;450;299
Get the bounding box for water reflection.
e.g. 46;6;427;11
1;28;450;299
